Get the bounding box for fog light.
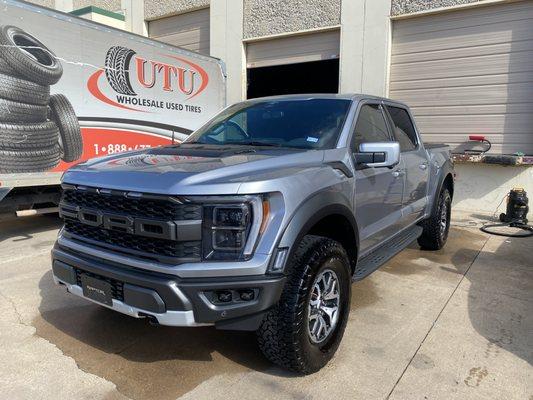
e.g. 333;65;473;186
239;289;255;301
217;290;232;302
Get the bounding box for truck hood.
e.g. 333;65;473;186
63;144;327;195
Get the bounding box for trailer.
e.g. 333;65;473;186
0;0;226;217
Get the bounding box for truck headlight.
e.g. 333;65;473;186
200;196;267;261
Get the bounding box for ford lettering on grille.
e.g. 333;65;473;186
60;204;176;240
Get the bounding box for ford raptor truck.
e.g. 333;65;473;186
52;94;454;373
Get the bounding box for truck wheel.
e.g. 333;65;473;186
0;25;63;85
0;146;60;173
0;121;59;149
0;97;48;123
418;188;451;250
0;72;50;105
104;46;137;96
48;94;82;162
257;235;351;374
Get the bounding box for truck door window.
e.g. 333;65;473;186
352;104;391;150
386;106;417;152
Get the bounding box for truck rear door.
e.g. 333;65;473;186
384;105;429;225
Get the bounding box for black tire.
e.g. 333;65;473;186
418;188;452;250
0;72;50;105
104;46;137;96
257;235;351;374
48;94;82;162
0;25;63;85
0;146;60;173
0;56;14;75
0;97;48;123
0;121;59;150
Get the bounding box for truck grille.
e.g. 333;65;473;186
64;220;201;260
62;188;201;220
60;186;202;263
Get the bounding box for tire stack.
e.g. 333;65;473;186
0;25;82;174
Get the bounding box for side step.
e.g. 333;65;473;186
353;225;423;282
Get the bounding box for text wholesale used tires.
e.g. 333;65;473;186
48;94;82;162
0;25;63;85
0;146;60;173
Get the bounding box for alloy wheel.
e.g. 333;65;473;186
308;268;341;344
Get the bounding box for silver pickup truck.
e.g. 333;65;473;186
52;94;454;373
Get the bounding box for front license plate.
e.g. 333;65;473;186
81;274;113;306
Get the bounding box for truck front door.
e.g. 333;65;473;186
385;105;429;226
352;103;405;254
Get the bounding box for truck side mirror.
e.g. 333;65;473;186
355;142;400;168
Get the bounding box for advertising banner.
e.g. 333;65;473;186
0;0;226;178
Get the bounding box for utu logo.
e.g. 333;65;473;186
88;45;209;112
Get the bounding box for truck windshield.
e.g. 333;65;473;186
185;99;351;149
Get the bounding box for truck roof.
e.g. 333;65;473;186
245;93;409;107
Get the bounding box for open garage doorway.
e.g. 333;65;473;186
246;30;340;99
247;59;339;99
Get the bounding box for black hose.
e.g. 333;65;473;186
480;220;533;238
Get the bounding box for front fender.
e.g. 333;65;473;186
275;190;359;272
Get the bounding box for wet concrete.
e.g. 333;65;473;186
0;215;531;399
33;272;270;400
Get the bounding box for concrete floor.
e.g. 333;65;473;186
0;215;531;400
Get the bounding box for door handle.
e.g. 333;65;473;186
392;170;405;178
419;163;428;170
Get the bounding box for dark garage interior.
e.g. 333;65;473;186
247;59;339;99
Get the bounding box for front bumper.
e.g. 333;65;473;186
52;244;286;330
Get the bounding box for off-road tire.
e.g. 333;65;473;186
418;188;452;250
0;72;50;105
48;94;82;162
0;25;63;85
0;121;59;150
0;97;48;123
257;235;351;374
104;46;137;96
0;146;60;173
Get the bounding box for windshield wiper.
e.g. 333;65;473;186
181;141;285;148
228;141;283;147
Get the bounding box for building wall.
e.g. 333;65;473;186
211;0;245;104
339;0;390;97
79;11;125;29
391;0;483;15
144;0;209;20
243;0;341;39
73;0;121;11
26;0;121;12
25;0;55;8
453;164;533;219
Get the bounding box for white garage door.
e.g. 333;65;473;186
247;30;340;68
148;8;210;55
390;1;533;155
